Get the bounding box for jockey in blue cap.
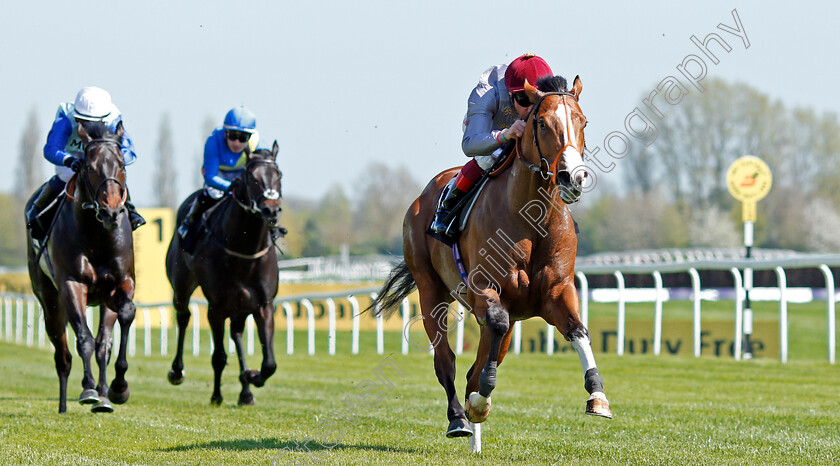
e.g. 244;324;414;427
177;106;274;251
26;86;145;238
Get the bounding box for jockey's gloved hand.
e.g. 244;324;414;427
226;178;241;195
502;119;527;141
63;157;83;172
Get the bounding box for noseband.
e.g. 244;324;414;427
232;158;282;217
72;139;128;223
516;92;582;184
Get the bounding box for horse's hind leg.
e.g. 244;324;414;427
229;314;255;405
546;283;612;419
417;279;470;438
42;292;72;413
208;309;227;405
168;284;197;385
464;298;510;424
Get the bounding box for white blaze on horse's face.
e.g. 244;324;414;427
552;99;588;191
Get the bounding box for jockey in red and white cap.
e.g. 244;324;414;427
430;53;553;238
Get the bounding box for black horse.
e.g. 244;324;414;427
166;142;282;405
26;121;136;413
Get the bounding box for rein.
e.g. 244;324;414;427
516;91;580;183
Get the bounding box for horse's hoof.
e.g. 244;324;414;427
91;397;114;413
238;393;255;406
79;389;100;405
108;386;130;405
585;392;613;419
445;417;473;438
210;395;223;406
465;392;491;423
168;369;184;385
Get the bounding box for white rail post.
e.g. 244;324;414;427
38;303;46;349
159;306;169;356
819;265;836;364
0;297;4;340
85;306;94;335
347;296;360;355
372;293;384;355
455;304;465;356
652;271;663;356
689;268;702;357
282;302;294;355
731;268;743;361
246;315;255;356
775;267;788;363
128;320;136;357
142;308;151;356
401;299;410;355
190;303;200;357
301;299;316;356
5;298;12;341
15;299;23;344
26;299;35;347
576;271;589;328
327;299;337;356
513;321;521;355
614;271;626;356
546;322;554;355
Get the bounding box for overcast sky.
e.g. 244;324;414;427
2;0;838;207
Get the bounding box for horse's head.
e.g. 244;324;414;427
520;76;589;204
234;141;283;227
77;121;127;230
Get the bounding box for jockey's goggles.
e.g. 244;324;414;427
226;130;250;143
510;92;532;108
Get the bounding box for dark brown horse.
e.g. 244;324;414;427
372;78;612;438
26;121;136;413
166;142;282;405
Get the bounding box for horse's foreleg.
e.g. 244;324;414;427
208;310;227;406
94;307;117;397
108;288;136;405
46;314;72;413
61;281;97;403
465;299;509;424
248;303;277;388
229;315;254;405
548;283;612;419
168;294;193;385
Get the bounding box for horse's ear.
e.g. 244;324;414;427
115;120;125;139
77;121;91;143
523;80;543;103
271;140;279;160
571;75;583;101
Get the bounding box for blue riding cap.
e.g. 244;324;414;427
223;106;257;133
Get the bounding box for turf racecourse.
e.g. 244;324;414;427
1;309;839;465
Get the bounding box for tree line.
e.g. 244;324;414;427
2;78;838;266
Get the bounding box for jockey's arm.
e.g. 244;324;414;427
43;113;74;166
202;136;232;192
116;120;137;166
461;88;506;157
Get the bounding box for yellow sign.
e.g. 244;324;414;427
134;208;175;305
726;156;772;222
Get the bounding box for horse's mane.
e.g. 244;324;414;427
536;75;568;93
79;120;119;141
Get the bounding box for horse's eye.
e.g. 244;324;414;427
538;118;546;130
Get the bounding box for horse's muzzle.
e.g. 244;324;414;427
556;171;582;204
96;206;125;230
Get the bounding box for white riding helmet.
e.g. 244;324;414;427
73;86;114;121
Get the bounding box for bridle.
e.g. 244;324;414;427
232;158;282;218
516;91;582;184
69;139;127;223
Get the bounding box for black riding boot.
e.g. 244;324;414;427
26;182;62;239
430;179;467;237
125;199;146;230
178;191;215;252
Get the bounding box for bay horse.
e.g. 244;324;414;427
166;142;282;406
25;120;136;413
372;77;612;438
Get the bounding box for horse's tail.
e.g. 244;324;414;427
367;261;417;318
